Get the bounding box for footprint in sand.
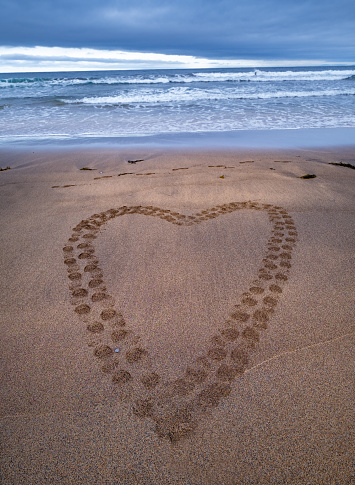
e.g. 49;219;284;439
63;201;297;442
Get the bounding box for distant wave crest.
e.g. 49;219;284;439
61;87;355;106
2;69;355;89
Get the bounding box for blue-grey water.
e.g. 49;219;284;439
1;66;355;147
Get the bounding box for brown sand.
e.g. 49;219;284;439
0;146;354;484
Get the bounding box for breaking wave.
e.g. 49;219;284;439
2;68;355;89
62;87;355;106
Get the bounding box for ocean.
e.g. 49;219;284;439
1;66;355;147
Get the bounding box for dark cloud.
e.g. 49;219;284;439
1;0;354;62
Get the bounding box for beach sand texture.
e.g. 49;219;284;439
1;147;354;484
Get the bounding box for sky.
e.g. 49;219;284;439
1;0;354;72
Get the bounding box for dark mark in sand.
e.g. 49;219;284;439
329;162;355;170
299;174;316;179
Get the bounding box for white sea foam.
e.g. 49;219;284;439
62;87;355;106
186;69;355;83
1;67;355;141
1;68;355;89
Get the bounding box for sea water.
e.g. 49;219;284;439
0;66;355;147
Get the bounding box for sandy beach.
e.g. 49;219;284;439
0;145;354;484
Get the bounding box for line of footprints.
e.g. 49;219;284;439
63;201;297;442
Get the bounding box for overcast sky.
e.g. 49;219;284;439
1;0;354;72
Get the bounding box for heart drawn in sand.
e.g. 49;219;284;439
63;202;297;442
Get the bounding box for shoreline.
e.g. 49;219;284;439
1;126;355;151
1;144;354;484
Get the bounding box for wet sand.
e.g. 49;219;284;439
0;146;354;484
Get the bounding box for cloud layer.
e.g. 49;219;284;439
1;0;354;71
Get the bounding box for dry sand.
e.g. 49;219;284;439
0;146;354;484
